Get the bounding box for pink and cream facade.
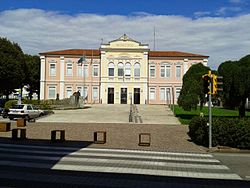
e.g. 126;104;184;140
40;35;208;104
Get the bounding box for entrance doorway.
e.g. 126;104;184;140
108;88;114;104
120;88;127;104
134;88;140;104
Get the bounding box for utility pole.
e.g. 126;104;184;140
202;70;213;149
208;71;212;149
172;87;175;113
153;27;156;51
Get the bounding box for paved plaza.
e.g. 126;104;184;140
36;104;180;125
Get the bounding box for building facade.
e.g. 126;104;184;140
40;34;209;104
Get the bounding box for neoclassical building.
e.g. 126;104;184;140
39;34;208;104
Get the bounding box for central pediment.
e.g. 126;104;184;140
101;34;149;50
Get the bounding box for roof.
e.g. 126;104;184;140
39;49;100;56
40;49;208;58
149;51;209;58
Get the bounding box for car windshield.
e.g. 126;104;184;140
12;105;24;109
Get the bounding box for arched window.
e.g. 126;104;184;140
118;62;124;76
108;62;114;76
125;63;131;77
134;63;140;77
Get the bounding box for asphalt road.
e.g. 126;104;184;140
213;152;250;181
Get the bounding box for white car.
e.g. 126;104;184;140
8;104;44;121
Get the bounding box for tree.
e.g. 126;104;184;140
178;63;210;111
23;54;40;99
0;37;26;99
218;55;250;117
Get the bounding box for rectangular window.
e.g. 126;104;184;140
49;64;56;76
93;87;98;100
160;87;171;100
149;88;156;100
150;65;155;77
66;63;73;76
160;66;165;77
160;88;166;100
166;66;171;77
125;63;131;77
77;65;83;77
176;88;181;99
118;68;124;77
84;64;88;77
48;86;56;99
176;66;181;78
160;65;171;78
77;86;88;99
76;86;82;96
109;68;114;76
134;68;140;77
66;87;72;98
93;65;98;77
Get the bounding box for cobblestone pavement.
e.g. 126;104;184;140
0;121;206;153
0;143;248;188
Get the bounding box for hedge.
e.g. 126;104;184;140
4;99;52;110
188;117;250;149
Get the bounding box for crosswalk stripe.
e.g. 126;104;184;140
0;147;219;163
0;160;241;180
0;143;212;157
0;144;242;180
52;164;242;180
0;153;228;170
68;151;219;163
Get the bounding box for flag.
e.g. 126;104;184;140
77;55;86;65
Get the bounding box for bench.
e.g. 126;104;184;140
0;122;11;132
51;130;65;142
94;131;106;144
138;133;151;146
12;128;26;140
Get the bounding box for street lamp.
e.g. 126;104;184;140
77;55;86;108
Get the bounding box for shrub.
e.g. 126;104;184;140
188;117;208;146
188;117;250;149
4;100;18;109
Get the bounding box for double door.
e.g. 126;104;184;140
120;88;127;104
108;88;114;104
134;88;140;104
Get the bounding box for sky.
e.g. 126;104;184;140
0;0;250;69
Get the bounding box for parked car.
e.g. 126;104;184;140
8;104;44;121
1;108;9;118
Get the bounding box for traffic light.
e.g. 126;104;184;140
202;74;211;94
216;76;223;94
212;75;217;95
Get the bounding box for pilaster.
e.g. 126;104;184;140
40;56;45;100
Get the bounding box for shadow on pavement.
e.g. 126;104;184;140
0;170;249;188
0;137;93;148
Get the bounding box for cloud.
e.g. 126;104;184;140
216;6;242;15
0;9;250;69
194;11;211;18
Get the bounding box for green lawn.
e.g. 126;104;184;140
172;105;250;125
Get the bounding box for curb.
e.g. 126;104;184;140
207;146;250;153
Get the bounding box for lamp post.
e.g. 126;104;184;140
172;87;175;113
77;55;86;108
